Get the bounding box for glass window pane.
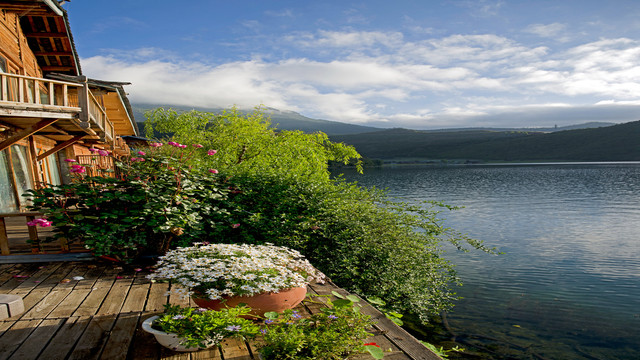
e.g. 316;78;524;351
46;153;61;186
10;145;34;208
0;150;18;213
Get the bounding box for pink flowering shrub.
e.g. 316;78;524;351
26;143;231;261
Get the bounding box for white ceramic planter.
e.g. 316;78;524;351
141;316;216;352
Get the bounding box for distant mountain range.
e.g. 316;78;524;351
132;103;638;162
331;121;640;162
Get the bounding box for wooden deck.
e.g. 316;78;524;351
0;261;440;360
0;214;88;256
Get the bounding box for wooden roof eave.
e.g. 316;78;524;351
47;74;138;136
12;0;82;76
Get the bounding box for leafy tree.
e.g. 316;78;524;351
143;107;494;320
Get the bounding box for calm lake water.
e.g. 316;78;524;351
339;163;640;360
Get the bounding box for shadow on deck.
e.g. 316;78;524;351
0;261;440;360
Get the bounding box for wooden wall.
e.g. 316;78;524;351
0;9;42;77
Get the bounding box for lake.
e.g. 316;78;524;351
339;163;640;360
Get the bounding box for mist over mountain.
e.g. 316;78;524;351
132;104;379;136
132;104;635;162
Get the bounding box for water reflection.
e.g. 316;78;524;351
338;163;640;359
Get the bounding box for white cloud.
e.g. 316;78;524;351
81;30;640;129
524;23;570;42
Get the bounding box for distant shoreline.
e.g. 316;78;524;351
331;160;640;169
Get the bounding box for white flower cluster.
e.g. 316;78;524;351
148;243;325;300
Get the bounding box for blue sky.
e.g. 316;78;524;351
64;0;640;129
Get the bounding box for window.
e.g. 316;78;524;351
43;152;61;186
0;150;18;213
10;145;34;209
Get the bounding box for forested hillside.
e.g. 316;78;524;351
330;120;640;161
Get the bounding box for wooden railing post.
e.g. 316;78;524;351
18;76;24;103
62;84;68;106
77;75;90;126
1;74;6;101
48;81;54;105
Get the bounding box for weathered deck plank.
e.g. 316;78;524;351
9;318;65;359
0;261;440;360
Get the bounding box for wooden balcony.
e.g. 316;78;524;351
0;73;115;143
0;262;441;359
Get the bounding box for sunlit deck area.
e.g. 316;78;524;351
0;261;439;360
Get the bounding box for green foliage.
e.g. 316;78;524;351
419;341;465;359
144;107;362;180
141;108;493;320
26;147;230;260
153;304;259;349
259;295;378;360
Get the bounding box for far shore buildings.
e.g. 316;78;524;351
0;0;138;257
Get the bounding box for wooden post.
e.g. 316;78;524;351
0;218;10;255
63;84;68;107
77;76;90;123
28;136;42;189
25;215;41;254
18;77;24;103
1;74;6;101
48;81;54;105
34;79;40;105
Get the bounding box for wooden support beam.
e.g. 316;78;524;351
40;66;75;72
37;135;85;161
33;51;73;56
0;118;59;152
24;32;68;38
28;136;42;189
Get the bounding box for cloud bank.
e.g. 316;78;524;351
82;31;640;129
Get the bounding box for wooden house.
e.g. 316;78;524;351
0;0;138;257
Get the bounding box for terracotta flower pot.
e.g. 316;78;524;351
192;287;307;316
141;316;216;352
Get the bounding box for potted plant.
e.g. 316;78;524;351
141;304;259;352
258;294;385;359
147;243;326;315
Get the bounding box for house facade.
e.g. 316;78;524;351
0;0;138;255
1;0;138;212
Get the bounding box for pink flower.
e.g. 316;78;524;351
207;149;217;155
179;144;187;148
232;223;241;229
192;144;203;148
208;169;219;174
98;150;109;156
70;165;86;173
150;142;163;147
168;141;177;146
137;151;146;156
64;159;76;162
89;148;99;153
27;218;52;227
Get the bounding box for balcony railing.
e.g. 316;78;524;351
0;72;115;142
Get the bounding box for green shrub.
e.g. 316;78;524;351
144;108;494;320
26;144;230;260
259;295;380;360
